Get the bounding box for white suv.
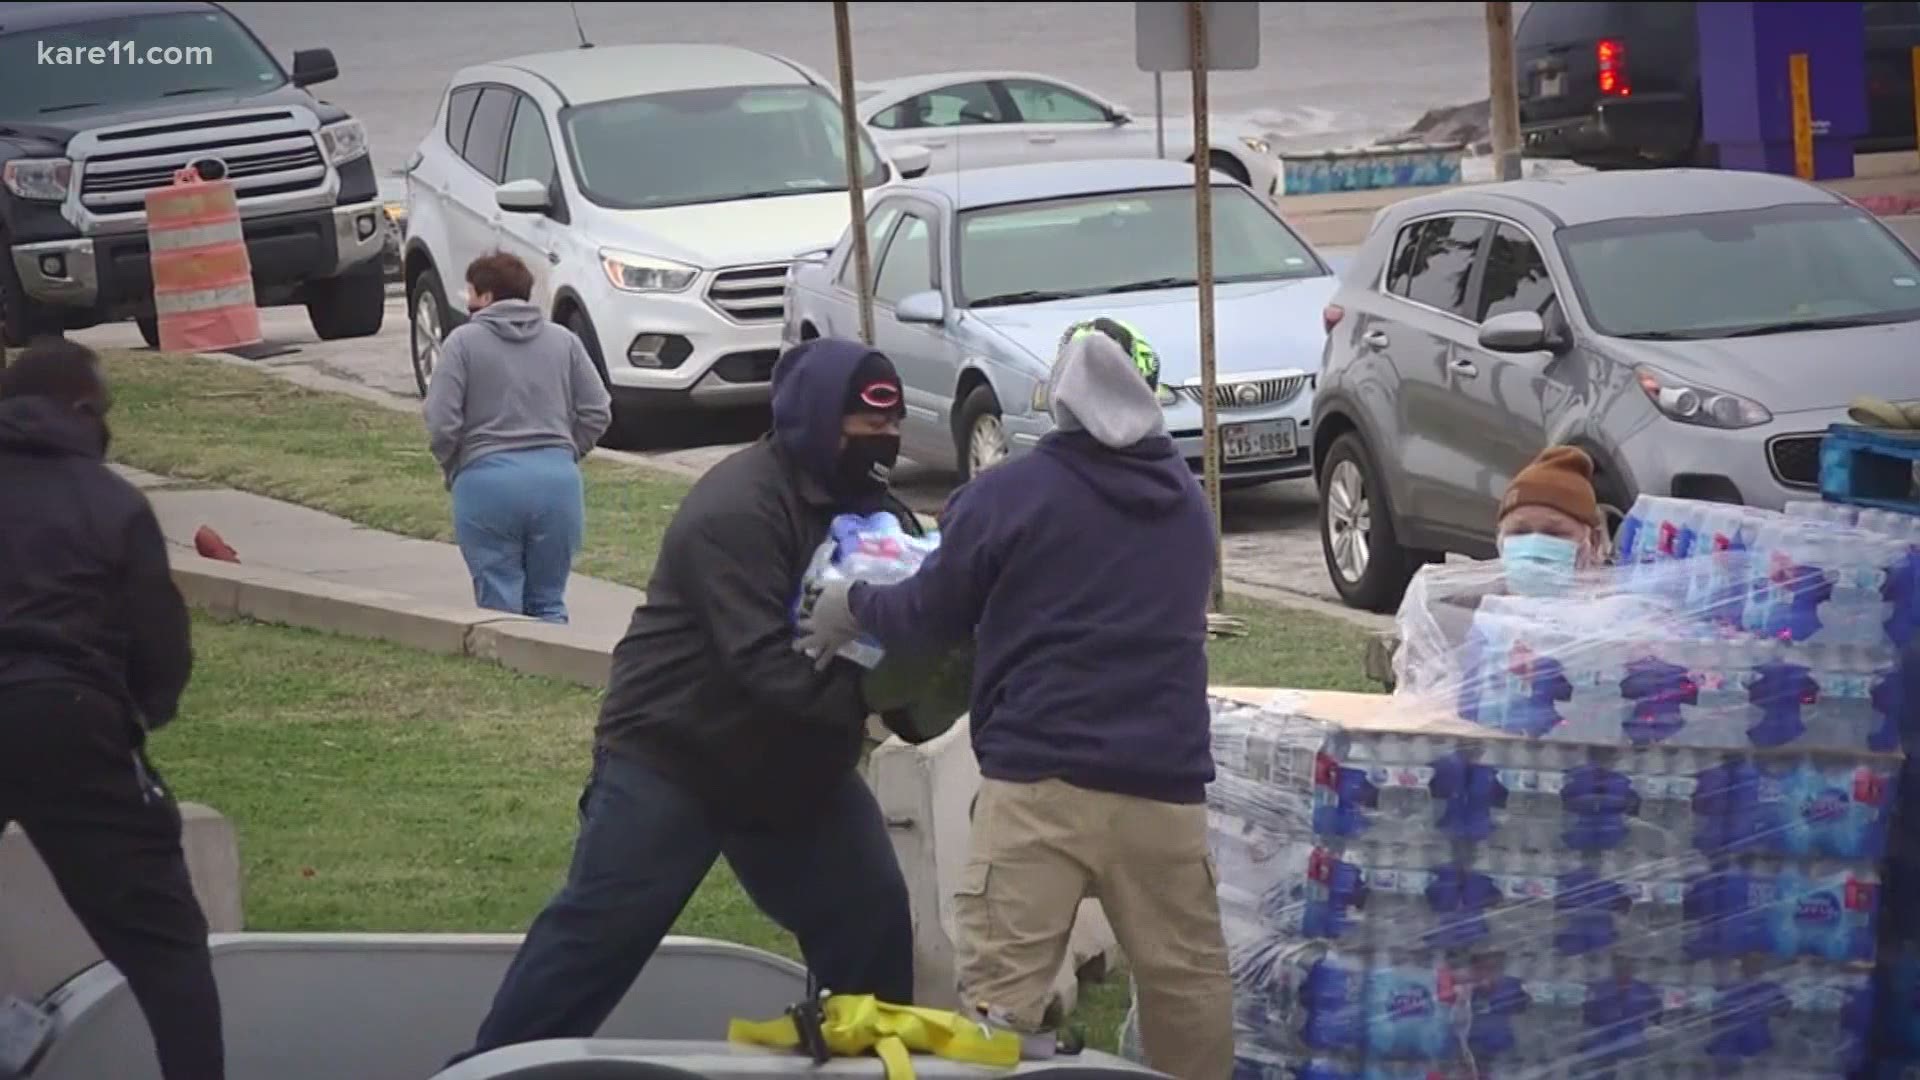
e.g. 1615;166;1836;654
402;43;928;435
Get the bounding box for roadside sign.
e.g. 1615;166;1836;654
1134;1;1260;72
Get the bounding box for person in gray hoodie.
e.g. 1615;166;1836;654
424;252;612;623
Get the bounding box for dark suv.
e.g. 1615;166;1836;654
1517;1;1920;168
0;1;386;347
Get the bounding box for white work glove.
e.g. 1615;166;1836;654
794;578;863;671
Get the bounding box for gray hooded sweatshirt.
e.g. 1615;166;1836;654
422;299;613;486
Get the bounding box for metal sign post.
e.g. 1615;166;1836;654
1154;71;1166;158
832;0;875;345
1137;0;1257;611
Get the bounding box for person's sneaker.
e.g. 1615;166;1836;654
975;1006;1056;1060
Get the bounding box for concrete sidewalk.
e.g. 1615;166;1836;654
118;465;643;656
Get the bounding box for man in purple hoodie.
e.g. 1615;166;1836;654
800;326;1233;1076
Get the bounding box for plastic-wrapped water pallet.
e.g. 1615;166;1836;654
1114;688;1894;1080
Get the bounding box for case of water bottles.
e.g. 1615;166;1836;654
793;511;940;668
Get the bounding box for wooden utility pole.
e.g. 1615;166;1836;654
1486;2;1522;181
832;1;875;344
1187;0;1224;612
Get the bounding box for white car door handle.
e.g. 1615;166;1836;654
1029;134;1056;144
921;139;950;148
1362;329;1390;350
1450;356;1480;379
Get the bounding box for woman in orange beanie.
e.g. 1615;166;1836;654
1495;445;1612;595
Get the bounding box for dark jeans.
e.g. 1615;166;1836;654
0;683;224;1080
460;750;914;1061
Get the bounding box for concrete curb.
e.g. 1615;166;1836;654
175;554;612;689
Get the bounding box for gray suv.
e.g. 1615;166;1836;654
1311;169;1920;612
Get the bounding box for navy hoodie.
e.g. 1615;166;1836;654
851;428;1217;804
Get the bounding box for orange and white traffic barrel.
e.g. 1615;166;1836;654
144;167;261;352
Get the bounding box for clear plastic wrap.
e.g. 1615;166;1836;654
1120;688;1891;1079
793;511;940;668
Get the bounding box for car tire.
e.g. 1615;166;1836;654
307;261;386;341
955;383;1008;483
0;235;61;348
1319;432;1421;614
407;268;451;397
136;315;161;350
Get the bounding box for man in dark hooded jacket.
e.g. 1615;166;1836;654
0;340;218;1080
457;337;919;1061
800;326;1233;1076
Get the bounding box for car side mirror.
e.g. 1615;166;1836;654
1478;310;1561;353
291;48;338;88
495;178;550;214
1107;107;1133;126
891;144;933;180
895;289;947;326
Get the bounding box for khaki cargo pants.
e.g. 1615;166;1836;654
954;777;1234;1080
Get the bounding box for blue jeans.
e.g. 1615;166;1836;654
450;447;584;624
457;752;914;1061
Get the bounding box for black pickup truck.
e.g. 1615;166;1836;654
0;1;385;348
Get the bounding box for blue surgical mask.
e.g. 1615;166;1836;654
1501;533;1580;597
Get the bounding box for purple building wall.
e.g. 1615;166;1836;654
1698;1;1867;179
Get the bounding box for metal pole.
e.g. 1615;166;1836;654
833;1;875;345
1188;0;1223;611
1154;71;1166;158
1486;2;1522;181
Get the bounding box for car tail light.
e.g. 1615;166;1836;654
1597;38;1630;97
1323;304;1345;334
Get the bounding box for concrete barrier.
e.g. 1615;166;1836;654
867;718;1122;1013
1;803;242;1000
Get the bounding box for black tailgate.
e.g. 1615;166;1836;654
1517;2;1700;124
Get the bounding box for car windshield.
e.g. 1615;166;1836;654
563;84;888;210
0;11;285;122
956;186;1325;307
1558;203;1920;339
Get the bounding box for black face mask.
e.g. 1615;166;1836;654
834;433;900;497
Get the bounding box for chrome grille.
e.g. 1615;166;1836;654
1178;373;1311;411
77;109;326;215
1768;434;1823;488
705;263;790;323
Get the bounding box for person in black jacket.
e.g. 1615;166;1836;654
456;337;918;1061
0;340;218;1080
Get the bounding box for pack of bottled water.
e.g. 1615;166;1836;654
1112;687;1894;1079
792;511;940;668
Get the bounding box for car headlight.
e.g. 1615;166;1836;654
1239;135;1271;156
318;119;369;166
599;249;699;294
1635;365;1772;429
2;158;72;201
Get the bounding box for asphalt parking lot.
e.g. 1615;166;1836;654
75;281;1359;623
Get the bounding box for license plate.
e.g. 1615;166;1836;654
1222;419;1297;464
1537;71;1565;98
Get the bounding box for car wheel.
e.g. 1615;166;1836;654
564;307;644;449
956;383;1007;483
1208;150;1251;186
306;261;386;341
1319;432;1420;613
136;315;161;350
407;268;451;397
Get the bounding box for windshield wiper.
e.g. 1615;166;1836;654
1614;329;1714;341
162;86;235;98
1719;315;1898;338
970;288;1090;308
38;102;101;114
1101;276;1195;295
